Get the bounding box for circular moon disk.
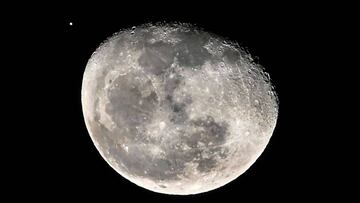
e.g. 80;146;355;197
81;23;278;195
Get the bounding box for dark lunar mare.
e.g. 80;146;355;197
96;70;230;182
137;28;212;76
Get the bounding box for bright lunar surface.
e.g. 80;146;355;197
81;23;278;195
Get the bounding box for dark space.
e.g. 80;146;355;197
10;3;351;202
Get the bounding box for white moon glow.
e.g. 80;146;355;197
81;23;278;195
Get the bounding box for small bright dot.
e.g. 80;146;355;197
69;22;73;26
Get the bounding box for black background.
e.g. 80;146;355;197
10;3;352;201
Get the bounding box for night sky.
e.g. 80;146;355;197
9;4;349;201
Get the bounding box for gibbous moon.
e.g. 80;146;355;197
81;23;278;195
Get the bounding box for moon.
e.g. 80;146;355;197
81;23;278;195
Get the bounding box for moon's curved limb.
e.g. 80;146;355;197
81;23;278;195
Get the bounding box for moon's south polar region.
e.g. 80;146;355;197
81;23;278;195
